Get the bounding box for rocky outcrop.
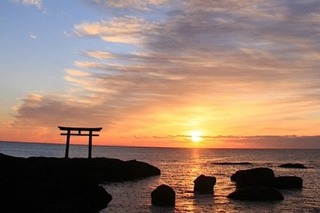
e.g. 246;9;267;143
279;163;306;169
275;176;303;189
193;174;216;194
0;153;161;212
231;167;275;188
0;153;161;183
151;184;175;207
228;167;304;202
227;186;284;201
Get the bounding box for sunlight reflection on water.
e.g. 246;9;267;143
99;148;320;213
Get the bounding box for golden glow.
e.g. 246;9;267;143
189;130;203;143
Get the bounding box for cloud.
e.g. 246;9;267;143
10;0;320;145
74;16;158;45
13;0;42;9
29;33;37;39
83;50;114;59
84;0;168;11
65;69;91;77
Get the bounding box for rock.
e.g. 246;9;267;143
151;184;175;207
275;176;303;189
38;198;96;213
279;163;306;169
212;162;251;165
0;181;112;213
0;153;161;212
227;186;284;201
0;153;161;183
51;182;113;211
126;160;161;180
193;175;216;194
231;167;275;188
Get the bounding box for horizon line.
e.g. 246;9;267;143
1;140;319;150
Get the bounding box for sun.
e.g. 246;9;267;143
189;130;203;143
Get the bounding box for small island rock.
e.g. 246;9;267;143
212;162;251;165
279;163;306;169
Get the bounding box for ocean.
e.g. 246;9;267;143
0;141;319;212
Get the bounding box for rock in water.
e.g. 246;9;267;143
279;163;306;169
151;185;175;207
227;186;284;201
193;174;216;194
231;167;275;188
275;176;303;189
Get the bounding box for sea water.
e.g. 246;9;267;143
0;141;319;212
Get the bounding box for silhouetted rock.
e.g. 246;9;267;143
227;186;284;201
275;176;303;189
0;181;112;213
0;153;160;183
0;153;160;212
212;162;251;165
38;198;96;213
279;163;306;169
193;174;216;194
228;167;304;202
151;184;175;207
231;167;275;188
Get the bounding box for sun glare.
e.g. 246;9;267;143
190;130;203;143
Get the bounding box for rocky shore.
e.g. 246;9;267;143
0;152;308;211
228;167;303;201
0;153;160;213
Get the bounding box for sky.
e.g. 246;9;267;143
1;0;320;148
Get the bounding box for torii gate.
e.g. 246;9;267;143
58;126;103;158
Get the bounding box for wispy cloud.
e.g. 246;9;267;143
74;16;158;45
83;50;114;60
84;0;168;11
13;0;42;9
29;33;37;39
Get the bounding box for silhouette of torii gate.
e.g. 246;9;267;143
58;126;103;158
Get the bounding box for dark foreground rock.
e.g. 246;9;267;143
151;184;175;207
227;186;284;201
194;174;216;194
279;163;306;169
0;153;161;212
0;181;112;213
